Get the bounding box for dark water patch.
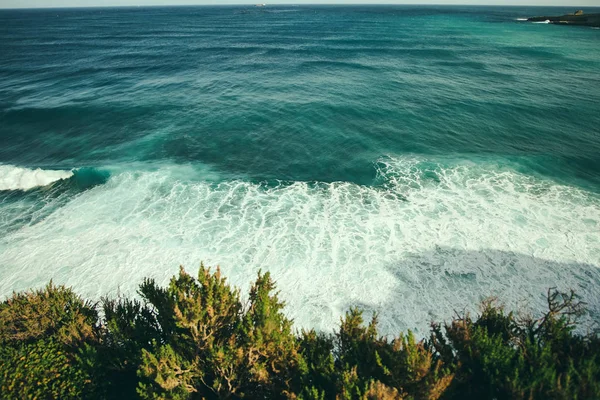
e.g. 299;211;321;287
66;168;110;191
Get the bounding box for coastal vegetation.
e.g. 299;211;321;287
0;265;599;399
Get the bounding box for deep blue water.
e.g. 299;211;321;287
1;6;599;335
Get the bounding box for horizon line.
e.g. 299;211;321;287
1;3;598;9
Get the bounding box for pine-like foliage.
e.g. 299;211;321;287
432;291;600;400
0;282;99;399
0;267;598;400
132;265;301;399
298;307;452;400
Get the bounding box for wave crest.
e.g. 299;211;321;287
0;165;73;191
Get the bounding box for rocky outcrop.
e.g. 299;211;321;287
528;11;600;27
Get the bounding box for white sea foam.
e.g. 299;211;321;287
516;18;528;21
0;157;599;336
0;165;73;191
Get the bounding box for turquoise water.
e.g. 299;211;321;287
1;6;599;335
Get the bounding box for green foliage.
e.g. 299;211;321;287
0;282;97;346
101;297;161;398
297;329;336;398
0;338;92;399
0;283;98;399
132;265;301;399
296;307;452;400
0;269;598;400
433;290;600;399
137;344;192;400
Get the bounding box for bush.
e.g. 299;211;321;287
0;267;598;399
132;265;301;399
0;283;99;399
0;338;93;399
432;292;600;400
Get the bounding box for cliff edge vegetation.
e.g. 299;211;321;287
1;265;599;399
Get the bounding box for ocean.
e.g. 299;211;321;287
1;5;599;335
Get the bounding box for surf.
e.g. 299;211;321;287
0;165;110;192
0;165;73;191
1;157;598;336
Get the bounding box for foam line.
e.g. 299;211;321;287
0;157;599;336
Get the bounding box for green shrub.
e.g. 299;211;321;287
130;265;301;399
101;296;161;398
0;268;598;400
0;282;97;346
0;283;99;399
0;338;97;399
297;307;452;400
432;291;600;399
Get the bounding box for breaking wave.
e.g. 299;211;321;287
0;157;599;336
0;165;73;191
0;165;110;192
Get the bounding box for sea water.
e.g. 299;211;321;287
1;5;599;335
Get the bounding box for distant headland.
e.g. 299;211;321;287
528;10;600;27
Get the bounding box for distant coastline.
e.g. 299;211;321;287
528;10;600;27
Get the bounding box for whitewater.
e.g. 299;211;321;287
1;5;600;336
0;165;73;191
1;157;599;335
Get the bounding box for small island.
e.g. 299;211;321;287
528;10;600;27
